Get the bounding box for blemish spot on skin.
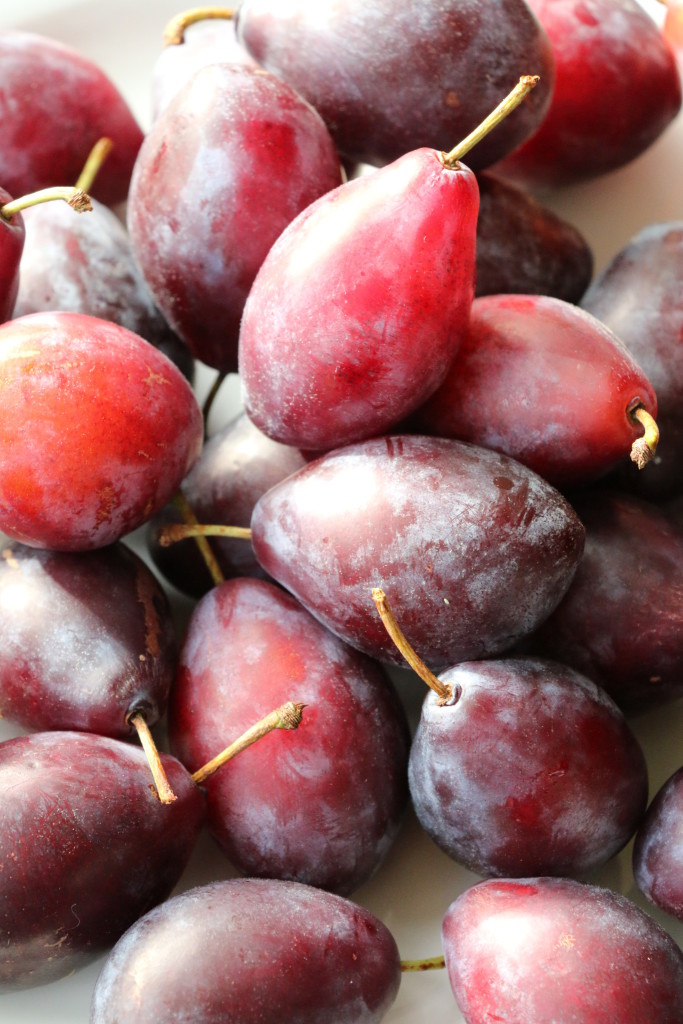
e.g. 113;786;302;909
135;566;161;658
96;486;118;524
445;90;460;108
444;597;451;605
143;369;171;387
137;450;151;460
557;933;576;950
493;476;514;490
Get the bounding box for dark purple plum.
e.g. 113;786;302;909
236;0;555;169
13;198;193;381
633;767;683;922
128;63;343;371
250;435;585;670
582;221;683;500
148;412;307;597
0;731;205;991
530;491;683;713
169;577;410;895
409;657;648;877
0;541;176;737
90;878;401;1023
0;186;25;324
442;877;683;1023
475;172;593;302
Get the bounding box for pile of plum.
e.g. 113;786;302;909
0;1;682;1021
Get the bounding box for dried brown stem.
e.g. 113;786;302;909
401;956;446;972
629;405;660;469
372;588;452;703
192;701;306;785
170;491;226;587
1;186;92;221
163;6;235;46
129;712;177;804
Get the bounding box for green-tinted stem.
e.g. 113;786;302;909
629;405;660;469
170;491;226;587
75;137;113;193
202;370;228;432
401;956;446;972
129;713;177;804
372;588;452;703
192;701;306;785
1;187;92;222
159;520;252;547
164;6;235;46
442;75;539;168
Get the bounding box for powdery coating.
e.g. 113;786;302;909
90;878;401;1024
408;657;648;877
533;491;683;713
0;30;142;205
152;18;259;119
0;312;204;550
474;172;593;302
237;0;554;169
493;0;682;187
251;436;585;670
240;150;478;450
169;578;410;895
442;877;683;1023
128;63;342;371
13;200;191;375
0;186;25;324
0;541;176;736
148;411;307;597
633;767;683;921
414;294;657;489
0;731;205;991
582;221;683;500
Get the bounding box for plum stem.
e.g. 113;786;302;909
0;187;92;221
629;405;660;469
163;6;235;46
129;713;177;804
401;956;446;972
170;491;226;586
159;517;252;547
372;588;453;703
442;75;539;168
75;137;113;193
202;370;228;432
192;701;306;784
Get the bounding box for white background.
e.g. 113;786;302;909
1;1;682;1021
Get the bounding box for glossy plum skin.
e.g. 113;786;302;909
633;767;683;922
152;16;259;119
0;188;25;324
0;312;203;550
492;0;682;188
475;173;593;302
128;63;343;372
250;435;585;670
239;151;478;451
0;31;142;206
531;492;683;713
582;222;683;500
409;657;648;878
412;294;658;489
90;878;402;1024
236;0;554;170
169;578;410;896
0;731;205;991
0;541;176;736
442;877;683;1023
148;412;307;597
13;199;194;381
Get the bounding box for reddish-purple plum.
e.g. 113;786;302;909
633;767;683;922
530;491;683;713
0;731;205;991
250;435;585;670
0;312;203;550
0;187;25;324
0;541;176;737
90;878;401;1023
127;63;343;371
412;294;659;489
409;657;648;877
492;0;682;188
582;221;683;500
442;877;683;1022
148;412;307;597
236;0;554;169
169;577;410;895
0;30;143;206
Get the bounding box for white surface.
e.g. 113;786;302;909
1;1;682;1021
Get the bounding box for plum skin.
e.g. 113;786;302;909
633;767;683;922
